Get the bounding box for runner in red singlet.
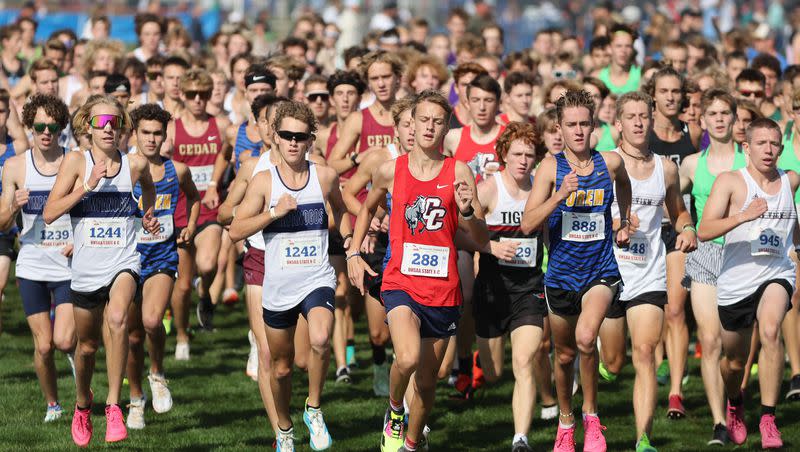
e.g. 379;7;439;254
166;68;231;357
497;71;538;128
348;90;489;452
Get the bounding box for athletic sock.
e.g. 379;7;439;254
404;437;417;451
583;412;599;420
458;356;471;376
306;401;320;411
347;339;355;347
371;341;386;365
389;397;403;414
761;405;776;416
512;433;528;445
729;395;743;407
558;420;574;429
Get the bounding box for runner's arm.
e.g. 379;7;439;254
43;151;86;224
342;149;383;216
520;156;560;234
0;155;22;230
678;153;696;194
205;118;233;208
320;167;353;241
130;153;156;215
7;107;28;153
217;156;255;225
608;152;632;225
696;172;746;241
175;161;201;231
663;157;697;252
328;112;362;175
455;161;489;247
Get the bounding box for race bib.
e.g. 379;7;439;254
32;218;72;248
280;236;323;267
561;211;605;242
749;227;786;257
136;215;173;244
401;243;449;277
84;218;126;247
189;165;214;191
498;237;537;267
615;234;649;265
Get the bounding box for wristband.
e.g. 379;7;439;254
343;233;353;241
460;206;475;220
619;218;630;228
83;180;94;193
350;152;358;166
682;223;697;233
269;207;276;219
346;252;361;260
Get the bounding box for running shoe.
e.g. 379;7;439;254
346;344;357;368
196;297;215;331
451;373;473;400
553;423;576;452
44;402;63;422
303;398;332;450
598;362;617;383
656;361;670;385
750;363;759;378
541;404;558;420
335;366;352;384
759;414;783;449
667;394;686;420
71;404;92;447
175;341;190;361
635;433;657;452
582;415;607;452
512;438;533;451
726;399;747;445
786;374;800;400
694;342;702;359
472;350;485;392
148;373;173;413
126;397;145;430
222;287;239;305
419;424;430;451
247;330;258;381
381;408;405;452
105;404;127;442
707;423;729;446
66;353;76;380
373;362;390;396
276;426;294;452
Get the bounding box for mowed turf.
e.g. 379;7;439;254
1;281;799;451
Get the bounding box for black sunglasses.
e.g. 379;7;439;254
146;71;162;81
306;93;329;102
33;122;61;134
277;130;312;142
184;90;212;100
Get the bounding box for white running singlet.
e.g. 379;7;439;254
69;151;140;292
17;149;72;281
611;151;667;300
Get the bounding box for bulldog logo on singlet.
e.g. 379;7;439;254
404;196;446;235
467;153;496;177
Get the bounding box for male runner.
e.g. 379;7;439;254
598;23;641;95
678;89;746;445
472;122;544;452
448;63;488;129
43;95;159;446
166;68;231;351
520;89;632;452
230;101;351;452
314;70;364;162
697;118;797;449
596;92;697;452
497;71;537;126
125;103;200;429
161;56;188;118
0;94;74;422
347;90;489;452
224;64;276;171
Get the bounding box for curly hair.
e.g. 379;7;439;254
405;54;448;90
495;121;540;165
555;89;596;123
82;39;125;74
272;100;318;136
357;50;404;83
130;103;172;131
22;94;70;130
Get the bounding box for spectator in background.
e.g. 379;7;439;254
0;25;26;90
752;53;783;120
481;23;504;59
406;53;448;94
122;57;146;102
408;17;428;45
208;32;229;77
132;14;164;63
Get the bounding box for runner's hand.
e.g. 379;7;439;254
738;197;767;223
454;179;473;214
87;159;107;190
12;188;29;211
178;224;196;245
556;170;579;201
627;213;640;234
60;244;73;257
273;194;297;218
202;186;220;210
347;255;377;295
675;227;697;253
615;224;630;248
490;240;519;261
142;208;161;235
361;234;376;254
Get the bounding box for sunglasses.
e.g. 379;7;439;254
33;122;61;134
184;90;212;100
306;93;329;102
739;89;765;98
277;130;312;142
146;71;163;81
552;70;577;80
89;114;123;130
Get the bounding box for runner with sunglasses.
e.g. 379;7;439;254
124;103;200;429
166;69;231;354
43;95;160;446
224;65;276;173
132;55;165;109
231;101;351;452
0;94;74;424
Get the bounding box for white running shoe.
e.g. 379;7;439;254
44;403;63;422
175;341;190;361
148;373;173;413
127;396;146;430
303;399;332;450
246;330;258;381
276;426;295;452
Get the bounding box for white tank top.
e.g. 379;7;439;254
139;92;164;108
717;169;797;306
17;149;72;281
247;150;274;251
261;162;336;311
70;151;140;292
611;151;667;300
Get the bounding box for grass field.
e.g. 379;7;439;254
1;282;800;452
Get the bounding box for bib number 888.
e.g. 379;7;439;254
411;253;439;267
571;220;597;232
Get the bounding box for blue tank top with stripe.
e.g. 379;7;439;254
133;159;179;265
234;122;262;171
0;136;17;236
544;151;619;291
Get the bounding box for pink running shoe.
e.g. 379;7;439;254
553;424;576;452
105;404;128;443
582;415;608;452
71;405;92;447
726;400;747;445
760;414;783;449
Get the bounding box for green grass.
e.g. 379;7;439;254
1;282;799;451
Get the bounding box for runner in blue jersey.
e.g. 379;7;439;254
224;65;276;172
125;104;200;429
521;89;632;452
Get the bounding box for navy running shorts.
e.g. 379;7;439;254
18;278;71;316
262;287;335;329
381;289;461;339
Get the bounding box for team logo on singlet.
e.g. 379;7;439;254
467;153;496;176
404;196;446;235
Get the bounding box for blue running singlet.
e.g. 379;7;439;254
133;159;180;277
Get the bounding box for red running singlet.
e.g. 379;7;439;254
382;154;461;307
325;122;338;161
453;124;505;179
498;112;536;128
172;117;223;227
